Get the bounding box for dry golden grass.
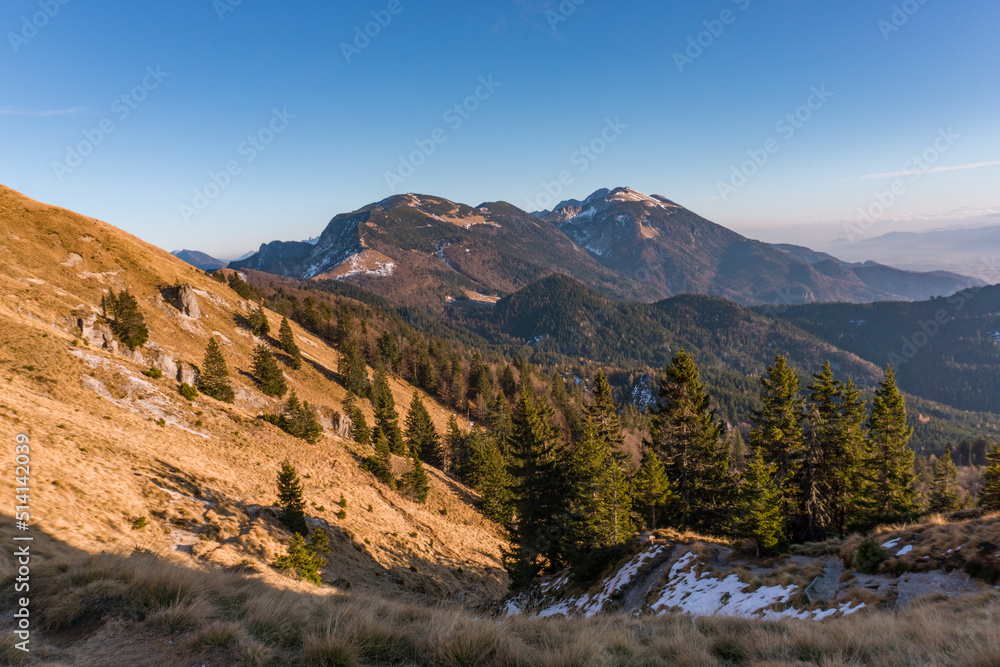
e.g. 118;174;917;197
0;183;507;608
5;547;1000;666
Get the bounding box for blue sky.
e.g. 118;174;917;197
1;0;998;258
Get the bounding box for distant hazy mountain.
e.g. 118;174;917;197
171;249;227;271
827;225;1000;280
232;187;981;309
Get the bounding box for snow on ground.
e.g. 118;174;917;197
650;551;865;621
881;538;901;550
896;545;914;556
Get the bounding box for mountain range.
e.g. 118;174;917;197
231;187;982;309
170;249;228;271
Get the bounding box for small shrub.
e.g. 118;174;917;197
131;516;147;530
439;508;448;516
156;418;166;427
338;494;347;508
179;383;198;400
142;367;163;379
856;539;889;574
336;510;347;520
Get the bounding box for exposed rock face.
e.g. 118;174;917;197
162;284;202;319
148;345;179;380
78;314;119;353
178;363;199;387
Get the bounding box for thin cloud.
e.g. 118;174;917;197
861;160;1000;180
0;106;85;117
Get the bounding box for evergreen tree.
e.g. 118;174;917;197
272;532;326;585
338;340;369;398
567;417;634;568
861;365;917;527
371;363;405;454
978;441;1000;511
405;391;443;468
199;337;235;403
106;288;149;350
499;365;517;400
252;344;287;397
798;363;866;538
342;393;370;445
469;432;513;525
278;317;303;370
735;447;786;557
276;460;308;536
750;356;804;522
646;349;734;533
487;393;514;455
550;371;584;443
363;425;396;489
588;370;625;450
505;387;567;589
797;403;833;542
377;331;402;373
228;272;260;301
249;303;270;337
634;448;671;530
279;390;323;443
445;415;468;478
404;451;430;503
928;449;961;513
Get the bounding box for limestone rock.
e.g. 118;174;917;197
163;284;201;319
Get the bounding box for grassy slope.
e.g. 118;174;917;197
0;185;506;619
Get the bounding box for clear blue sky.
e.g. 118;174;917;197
2;0;998;258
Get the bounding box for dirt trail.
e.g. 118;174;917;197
621;548;674;613
806;558;844;603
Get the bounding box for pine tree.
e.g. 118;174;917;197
342;393;371;445
252;344;287;397
280;390;323;443
979;441;1000;510
363;425;396;489
249;303;270;337
276;460;308;536
487;392;514;455
404;391;443;468
446;415;469;478
566;417;634;569
278;317;303;370
404;451;430;503
550;371;584;443
106;288;149;350
469;432;513;525
499;365;517;400
798;363;866;539
750;356;804;522
272;532;326;585
371;363;405;455
504;387;567;588
797;403;833;542
199;338;235;403
634;448;671;530
588;370;625;450
735;447;786;557
928;449;961;513
646;349;734;533
338;340;369;398
228;272;260;301
862;365;917;528
377;331;401;373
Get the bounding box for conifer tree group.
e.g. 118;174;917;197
979;442;1000;510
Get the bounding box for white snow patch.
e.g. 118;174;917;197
881;538;901;550
896;545;914;556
